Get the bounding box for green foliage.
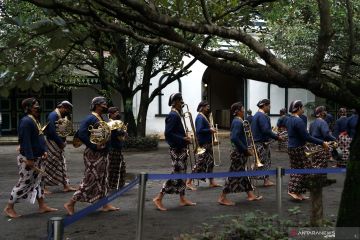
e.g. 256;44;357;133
123;135;159;151
177;210;334;240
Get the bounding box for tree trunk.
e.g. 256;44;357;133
136;99;149;137
310;187;323;227
122;92;137;137
337;114;360;227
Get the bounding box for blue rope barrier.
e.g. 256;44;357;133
285;168;346;175
63;177;139;227
147;168;346;180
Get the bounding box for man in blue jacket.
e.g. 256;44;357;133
153;93;196;211
4;98;57;218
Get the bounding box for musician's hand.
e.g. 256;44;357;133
97;144;106;150
210;128;217;134
184;136;191;144
42;152;48;159
277;135;285;142
245;150;253;156
322;141;329;151
25;159;35;168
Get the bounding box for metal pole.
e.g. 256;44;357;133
136;172;148;240
276;167;283;217
47;216;64;240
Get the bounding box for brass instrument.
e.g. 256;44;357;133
73;119;127;147
209;113;221;167
55;117;74;137
181;104;206;168
243;120;263;168
89;120;127;145
305;141;338;157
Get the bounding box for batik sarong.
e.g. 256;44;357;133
192;143;214;182
254;142;271;180
72;148;109;203
43;139;70;186
288;146;312;194
108;149;126;190
9;155;45;204
338;133;351;166
161;148;188;196
277;128;288;151
223;149;253;194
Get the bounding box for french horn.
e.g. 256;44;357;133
55;117;73;138
88;120;127;145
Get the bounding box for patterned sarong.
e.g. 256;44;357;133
288;146;312;194
43;139;70;186
254;142;271;180
108;149;126;190
161;148;188;196
277;128;288;151
72;148;109;203
338;133;351;166
192;143;214;181
223;149;253;194
9;155;45;204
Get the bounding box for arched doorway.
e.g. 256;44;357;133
202;67;245;128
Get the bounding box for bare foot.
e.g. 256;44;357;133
247;195;263;201
264;180;275;187
39;205;58;214
179;198;196;207
3;207;21;218
63;186;77;192
186;184;197;191
300;195;309;200
44;189;52;195
218;198;235;206
153;198;167;211
209;182;222;188
64;202;75;215
101;204;120;212
288;192;302;201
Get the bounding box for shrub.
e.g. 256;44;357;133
176;209;335;240
123;135;159;151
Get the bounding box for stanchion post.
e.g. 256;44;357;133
276;167;283;217
47;216;64;240
136;172;148;240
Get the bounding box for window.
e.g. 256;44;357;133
156;74;182;117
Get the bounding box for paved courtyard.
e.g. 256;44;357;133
0;138;345;240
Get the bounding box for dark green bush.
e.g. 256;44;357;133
123;135;159;151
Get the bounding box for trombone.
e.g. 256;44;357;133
243;120;264;169
209;113;221;167
181;104;206;169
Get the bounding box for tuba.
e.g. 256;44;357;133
55;117;74;137
89;119;127;145
209;112;221;166
243;120;263;169
181;104;206;168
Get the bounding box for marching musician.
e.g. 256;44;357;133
276;108;289;151
251;99;284;187
108;107;127;190
309;106;336;170
64;96;118;215
286;100;329;200
153;93;196;211
43;101;76;194
218;102;262;206
4;98;57;218
186;101;221;190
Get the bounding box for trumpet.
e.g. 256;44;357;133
181;104;206;168
305;141;338;157
243;120;263;168
209;113;221;167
